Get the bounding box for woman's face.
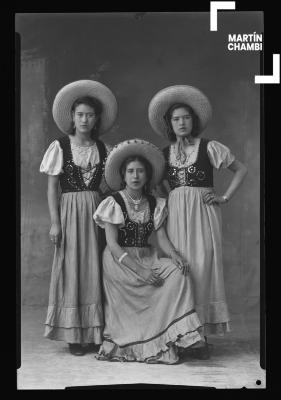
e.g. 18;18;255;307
124;160;147;192
170;107;193;138
72;103;97;134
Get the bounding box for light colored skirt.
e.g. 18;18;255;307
44;191;104;344
166;186;231;336
97;245;203;364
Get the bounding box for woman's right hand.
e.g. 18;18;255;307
143;271;164;287
170;250;190;275
49;223;62;247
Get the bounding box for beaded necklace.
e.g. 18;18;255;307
124;189;143;211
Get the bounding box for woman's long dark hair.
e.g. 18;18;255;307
163;102;200;142
119;155;153;195
70;96;103;140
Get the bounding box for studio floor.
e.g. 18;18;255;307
17;305;265;389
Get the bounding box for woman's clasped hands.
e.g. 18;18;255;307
142;269;165;287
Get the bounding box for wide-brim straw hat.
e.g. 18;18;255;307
105;139;165;191
52;80;118;135
148;85;212;138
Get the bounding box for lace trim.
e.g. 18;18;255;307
169;139;201;168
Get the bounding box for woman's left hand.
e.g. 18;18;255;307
203;191;226;206
171;251;189;275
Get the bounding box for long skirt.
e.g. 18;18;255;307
97;245;203;364
44;191;104;344
166;186;230;336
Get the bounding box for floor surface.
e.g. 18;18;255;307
17;306;265;389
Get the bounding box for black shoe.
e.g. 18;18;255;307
183;341;211;360
192;342;210;360
85;343;101;353
68;343;86;356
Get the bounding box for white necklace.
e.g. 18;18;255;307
125;189;142;211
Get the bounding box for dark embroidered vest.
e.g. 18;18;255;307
111;192;156;248
163;138;213;190
57;136;107;193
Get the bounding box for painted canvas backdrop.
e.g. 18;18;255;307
17;12;261;315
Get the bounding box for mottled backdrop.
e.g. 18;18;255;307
17;12;261;315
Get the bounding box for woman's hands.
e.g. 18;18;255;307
203;160;248;206
49;222;62;246
170;250;190;275
155;226;189;276
142;269;165;287
203;191;227;206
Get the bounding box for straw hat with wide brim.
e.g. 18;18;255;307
148;85;212;138
52;80;118;135
104;139;165;191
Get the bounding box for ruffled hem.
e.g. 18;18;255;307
96;312;203;363
196;301;230;336
44;325;103;344
45;303;103;328
202;321;231;336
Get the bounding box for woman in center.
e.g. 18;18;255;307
93;139;204;364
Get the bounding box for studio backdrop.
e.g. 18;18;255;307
17;12;261;314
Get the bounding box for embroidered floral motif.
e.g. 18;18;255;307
187;165;196;174
118;212;154;248
196;171;205;180
112;193;155;248
167;166;208;188
164;138;213;189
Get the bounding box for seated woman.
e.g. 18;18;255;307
93;138;205;364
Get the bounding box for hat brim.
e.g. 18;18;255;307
148;85;212;138
52;80;117;135
105;139;165;191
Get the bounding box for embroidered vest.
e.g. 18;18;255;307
57;136;107;193
111;192;156;248
163;138;213;189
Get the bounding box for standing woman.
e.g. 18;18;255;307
40;80;117;355
148;85;247;352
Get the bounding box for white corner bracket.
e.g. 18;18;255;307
210;1;236;31
255;54;280;84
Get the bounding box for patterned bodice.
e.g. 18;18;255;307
111;192;156;248
163;138;213;189
57;136;107;193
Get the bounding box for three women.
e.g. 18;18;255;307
40;80;247;362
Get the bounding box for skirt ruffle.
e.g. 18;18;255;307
196;301;231;335
44;191;104;344
45;303;103;328
44;303;103;343
166;186;231;334
44;326;102;344
202;322;231;336
97;311;203;364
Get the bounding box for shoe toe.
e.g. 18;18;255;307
69;344;86;356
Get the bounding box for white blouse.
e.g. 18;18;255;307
93;193;168;231
169;139;235;169
39;139;112;186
